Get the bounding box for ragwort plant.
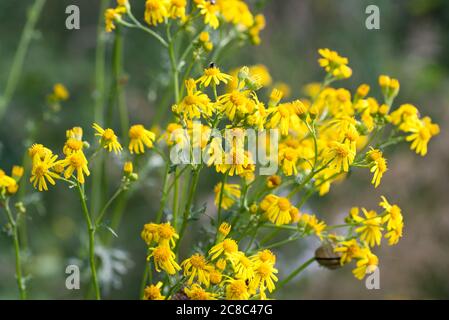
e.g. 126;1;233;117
0;0;440;300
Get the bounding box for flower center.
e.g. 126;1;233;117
190;255;207;269
205;67;220;76
129;125;144;139
223;239;238;253
103;129;115;141
277;197;291;211
70;154;84;168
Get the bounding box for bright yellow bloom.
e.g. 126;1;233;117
0;171;18;194
104;6;126;32
197;66;232;87
250;249;276;266
148;245;181;275
355;208;382;247
173;79;212;119
184;284;218;300
66;126;83;140
367;148;387;188
249;261;278;295
28;143;52;163
123;161;133;175
181;253;213;287
141;223;160;246
144;0;169;26
92;123;123;154
61;151;90;184
405;117;439;156
334;239;362;265
214;183;241;210
388;104;419;130
379;196;404;233
63;138;84;156
30;152;60;191
143;282;165;300
11;166;24;180
218;90;251;121
209;238;239;261
318;48;352;79
52;83;69;101
198;0;219;29
209;269;223;285
128;124;156;154
325;141;355;172
266;175;281;188
299;213;327;238
260;195;295;226
231;252;254;280
218;222;231;237
168;0;186;20
225;279;250;300
279;147;300;176
352;248;378;280
266;102;301;136
157;222;179;248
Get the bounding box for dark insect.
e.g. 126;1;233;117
209;62;216;68
209;0;216;5
314;243;342;270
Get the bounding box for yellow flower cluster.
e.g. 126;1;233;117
0;166;23;196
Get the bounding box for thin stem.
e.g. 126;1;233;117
155;162;171;223
274;257;316;293
172;167;180;229
126;8;168;48
95;184;125;227
216;173;228;232
114;27;129;143
76;182;101;300
2;198;26;299
167;23;180;103
0;0;46;119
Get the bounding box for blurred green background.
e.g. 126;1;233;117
0;0;448;299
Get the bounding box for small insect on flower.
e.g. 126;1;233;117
128;124;156;154
92;123;123;154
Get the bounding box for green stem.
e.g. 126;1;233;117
274;257;316;293
95;184;125;227
114;27;129;143
216;173;228;231
3;198;26;299
0;0;46;120
172;167;180;229
167;23;180;103
76;183;101;300
126;8;168;48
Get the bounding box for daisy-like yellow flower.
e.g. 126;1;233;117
218;89;251;121
355;208;382;247
157;222;179;248
66;126;83;140
181;253;213;287
266;102;300;136
92;123;123;154
352;248;379;280
299;213;327;238
250;249;276;266
168;0;186;20
172;79;212;119
405;116;439;156
209;269;223;285
216;149;255;177
197;0;220;29
104;6;126;32
61;151;90;184
334;239;362;265
379;196;403;231
128;124;156;154
197;65;233;87
148;245;181;275
143;282;165;300
214;183;241;210
63;138;84;156
249;261;278;295
141;223;160;246
388;103;419;131
231;252;254;280
144;0;169;26
326;141;355;172
279;147;300;176
184;284;218;300
30;152;61;191
318;48;352;79
259;194;293;226
225;279;250;300
367;148;387;188
0;171;18;195
209;238;239;261
28;143;52;163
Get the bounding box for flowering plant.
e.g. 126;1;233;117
0;0;439;300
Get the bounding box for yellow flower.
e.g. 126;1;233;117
141;223;160;246
184;284;218;300
104;6;126;32
260;194;293;226
249;261;278;295
379;196;404;232
173;79;212;119
144;0;169;26
157;222;179;248
250;249;276;266
367;148;387;188
210;269;223;285
92;123;123;154
405;117;439;156
181;253;213;287
0;171;18;194
198;0;220;29
197;65;232;87
352;248;378;280
209;238;239;261
218;90;251;121
61;151;90;184
30;152;60;191
128;124;156;154
378;74;400;101
266;175;281;188
325;141;355;172
225;279;250;300
388;104;419;131
279;147;300;176
266;102;300;136
52;83;69;101
66;126;83;140
214;183;241;210
355;208;382;247
148;245;181;275
28;143;52;163
168;0;186;20
143;282;165;300
123;161;133;175
334;239;362;265
63;138;84;156
318;48;352;79
218;222;232;237
299;213;327;238
231;252;254;280
11;166;24;180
